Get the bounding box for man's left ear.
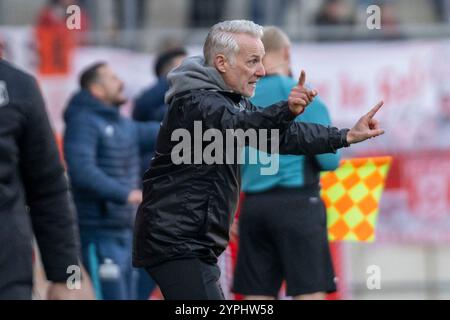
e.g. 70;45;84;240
214;54;227;73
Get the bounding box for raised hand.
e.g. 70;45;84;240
288;70;317;116
346;101;385;144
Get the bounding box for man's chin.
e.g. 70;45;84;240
247;90;256;98
242;89;256;98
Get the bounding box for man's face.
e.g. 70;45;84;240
217;33;266;97
170;54;186;72
162;54;187;77
93;66;127;106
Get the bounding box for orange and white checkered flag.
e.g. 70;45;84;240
321;156;392;242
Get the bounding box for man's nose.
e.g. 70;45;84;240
256;63;265;77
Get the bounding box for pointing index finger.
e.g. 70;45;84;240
298;70;306;87
367;101;384;118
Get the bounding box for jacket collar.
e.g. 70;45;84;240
215;90;243;104
64;90;120;122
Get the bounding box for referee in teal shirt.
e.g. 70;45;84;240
233;26;340;300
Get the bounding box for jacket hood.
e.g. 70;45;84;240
64;89;120;122
164;55;232;104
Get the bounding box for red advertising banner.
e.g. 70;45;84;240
376;151;450;243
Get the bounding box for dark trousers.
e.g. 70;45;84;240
146;258;225;300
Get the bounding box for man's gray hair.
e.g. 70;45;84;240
203;20;264;66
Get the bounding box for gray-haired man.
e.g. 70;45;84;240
133;20;384;300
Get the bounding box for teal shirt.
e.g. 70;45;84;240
242;75;341;193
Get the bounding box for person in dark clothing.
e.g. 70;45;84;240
133;47;187;123
64;62;160;300
133;48;187;300
0;58;81;300
132;20;385;300
133;48;187;174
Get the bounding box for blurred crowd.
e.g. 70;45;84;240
2;0;448;49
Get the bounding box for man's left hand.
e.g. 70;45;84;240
346;101;385;144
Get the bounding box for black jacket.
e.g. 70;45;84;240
132;56;349;268
132;92;350;268
0;59;80;296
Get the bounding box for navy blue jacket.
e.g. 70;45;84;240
133;77;169;173
133;77;168;123
64;90;159;231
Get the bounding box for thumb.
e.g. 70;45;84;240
368;129;385;138
298;70;306;87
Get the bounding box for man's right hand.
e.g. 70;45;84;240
127;189;142;205
288;70;317;116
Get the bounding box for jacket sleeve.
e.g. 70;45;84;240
64;116;130;204
277;120;349;155
198;94;350;156
20;76;80;283
134;120;161;154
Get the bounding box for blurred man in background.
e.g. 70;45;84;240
233;26;340;300
63;62;160;300
133;47;187;172
36;0;90;75
133;47;187;123
0;57;83;300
